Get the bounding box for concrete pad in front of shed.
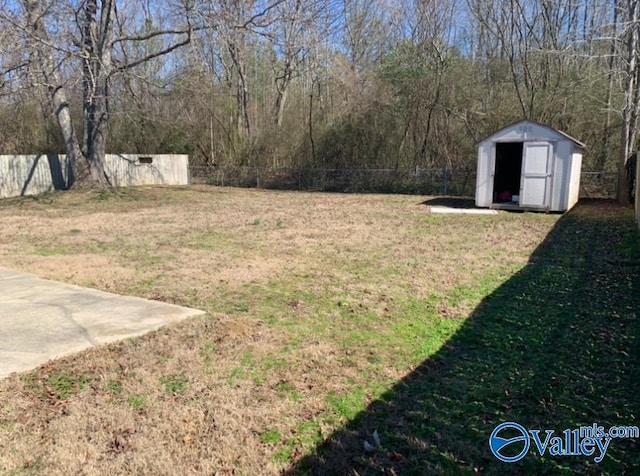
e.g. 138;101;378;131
0;267;205;379
430;206;499;215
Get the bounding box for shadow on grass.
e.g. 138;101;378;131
286;200;640;475
420;197;477;209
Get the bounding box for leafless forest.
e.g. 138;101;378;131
0;0;638;198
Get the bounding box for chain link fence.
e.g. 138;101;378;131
190;166;618;198
190;166;477;195
578;172;618;199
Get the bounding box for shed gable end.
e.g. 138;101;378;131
479;120;585;149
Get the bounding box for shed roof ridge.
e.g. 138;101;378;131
478;119;586;148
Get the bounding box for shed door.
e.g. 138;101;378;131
520;142;553;208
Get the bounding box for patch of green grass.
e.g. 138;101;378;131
122;276;159;295
366;353;383;365
272;445;294;465
234;302;250;313
33;240;115;257
198;341;217;365
390;308;463;361
290;203;640;475
127;395;147;411
18;373;42;397
46;373;91;400
89;187;146;203
252;218;261;226
261;356;288;371
33;244;78;256
264;314;279;326
326;388;366;420
445;267;516;312
273;419;325;467
226;351;255;386
105;380;123;396
261;428;281;445
295;419;324;447
159;374;189;395
226;366;244;386
0;417;15;432
276;382;302;402
185;231;234;251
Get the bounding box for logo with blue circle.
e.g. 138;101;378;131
489;422;530;462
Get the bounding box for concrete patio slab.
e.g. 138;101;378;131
0;267;206;379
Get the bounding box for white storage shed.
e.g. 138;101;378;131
475;120;585;212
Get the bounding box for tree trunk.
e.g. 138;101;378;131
25;0;90;185
618;0;640;203
597;0;619;171
51;85;91;185
308;81;316;165
274;78;290;127
81;0;112;185
238;69;252;139
225;33;252;141
87;82;110;185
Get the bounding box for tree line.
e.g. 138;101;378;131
0;0;637;201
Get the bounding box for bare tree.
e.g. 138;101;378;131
270;0;304;127
617;0;640;202
1;0;193;186
196;0;283;141
0;0;631;196
218;0;255;139
23;0;89;181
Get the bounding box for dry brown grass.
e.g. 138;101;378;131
0;186;560;475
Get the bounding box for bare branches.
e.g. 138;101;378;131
240;0;286;31
0;0;633;198
112;27;193;45
116;30;192;71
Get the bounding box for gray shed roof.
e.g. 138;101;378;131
479;119;586;149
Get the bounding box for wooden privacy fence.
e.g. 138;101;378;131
0;154;191;199
0;154;72;199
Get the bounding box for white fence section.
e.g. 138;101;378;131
106;154;190;187
0;154;190;199
0;154;72;199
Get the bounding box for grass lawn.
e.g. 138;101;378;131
0;186;638;475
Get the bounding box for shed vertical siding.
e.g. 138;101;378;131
567;151;583;211
475;142;493;207
549;141;570;211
